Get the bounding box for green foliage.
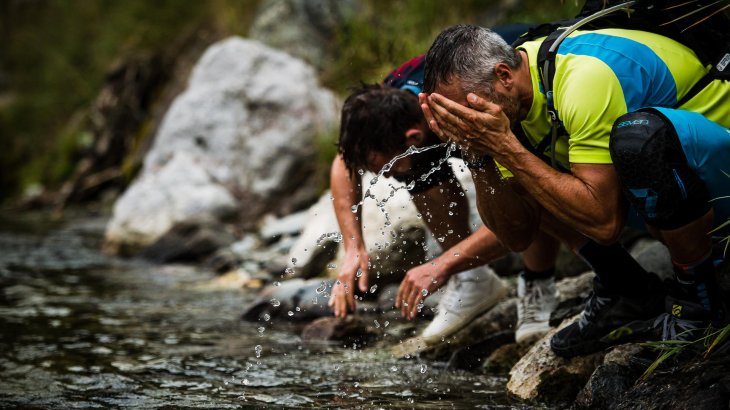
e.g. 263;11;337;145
0;0;581;201
0;0;259;199
641;323;730;380
323;0;581;93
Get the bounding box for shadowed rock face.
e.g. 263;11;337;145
104;37;339;254
249;0;358;70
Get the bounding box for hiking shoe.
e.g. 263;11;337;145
516;275;559;344
550;277;665;358
649;286;728;343
421;266;508;344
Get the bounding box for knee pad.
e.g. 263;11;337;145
609;109;710;230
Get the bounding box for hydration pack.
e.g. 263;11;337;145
511;0;730;168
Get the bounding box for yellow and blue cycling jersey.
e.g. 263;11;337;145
515;28;730;168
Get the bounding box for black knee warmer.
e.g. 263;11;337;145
609;109;710;230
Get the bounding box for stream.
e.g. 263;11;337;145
0;210;531;409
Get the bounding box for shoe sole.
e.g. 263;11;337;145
515;324;550;345
421;280;509;345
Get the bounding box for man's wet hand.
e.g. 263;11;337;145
395;263;448;320
426;92;512;158
328;249;369;318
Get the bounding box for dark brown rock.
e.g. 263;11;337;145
301;316;381;345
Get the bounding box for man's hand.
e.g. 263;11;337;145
419;92;515;160
395;261;449;320
328;248;369;317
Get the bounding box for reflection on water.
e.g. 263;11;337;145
0;211;525;408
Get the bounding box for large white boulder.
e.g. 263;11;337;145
105;37;338;252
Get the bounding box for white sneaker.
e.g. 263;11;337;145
421;266;508;344
515;275;558;344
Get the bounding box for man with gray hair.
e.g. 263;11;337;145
420;24;729;357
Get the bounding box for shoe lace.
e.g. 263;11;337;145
653;313;703;342
518;281;544;323
578;292;613;330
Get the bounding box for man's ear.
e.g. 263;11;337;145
494;63;514;89
404;128;424;147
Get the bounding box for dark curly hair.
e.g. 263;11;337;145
337;83;422;175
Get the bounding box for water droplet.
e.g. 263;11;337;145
257;326;265;334
291;258;298;265
355;268;362;278
374;320;380;328
416;213;422;219
421;289;428;296
390;366;398;372
263;314;270;322
384;321;389;327
437;237;445;243
287;311;294;317
327;263;337;269
358;169;364;176
369;284;378;293
270;298;280;307
295;307;300;312
254;345;262;358
420;364;428;373
273;281;281;287
453;252;460;257
316;282;327;294
285;267;295;275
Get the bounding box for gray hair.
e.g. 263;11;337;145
424;25;521;96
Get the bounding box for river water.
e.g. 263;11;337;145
0;210;530;409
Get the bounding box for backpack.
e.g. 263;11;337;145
511;0;730;168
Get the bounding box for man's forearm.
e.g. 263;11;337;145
432;225;509;275
497;143;624;243
330;155;366;251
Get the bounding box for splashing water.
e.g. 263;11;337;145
350;143;458;228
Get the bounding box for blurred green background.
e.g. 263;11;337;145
0;0;581;204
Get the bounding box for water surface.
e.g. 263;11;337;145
0;211;528;408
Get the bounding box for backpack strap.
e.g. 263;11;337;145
532;1;637;168
675;51;730;107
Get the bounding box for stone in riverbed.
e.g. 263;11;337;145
301;316;381;345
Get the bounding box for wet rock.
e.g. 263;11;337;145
483;343;531;375
241;278;333;322
446;331;515;371
249;0;358;70
140;222;236;263
105;37;338;252
301;316;380;345
614;351;730;410
575;344;644;409
506;322;605;405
